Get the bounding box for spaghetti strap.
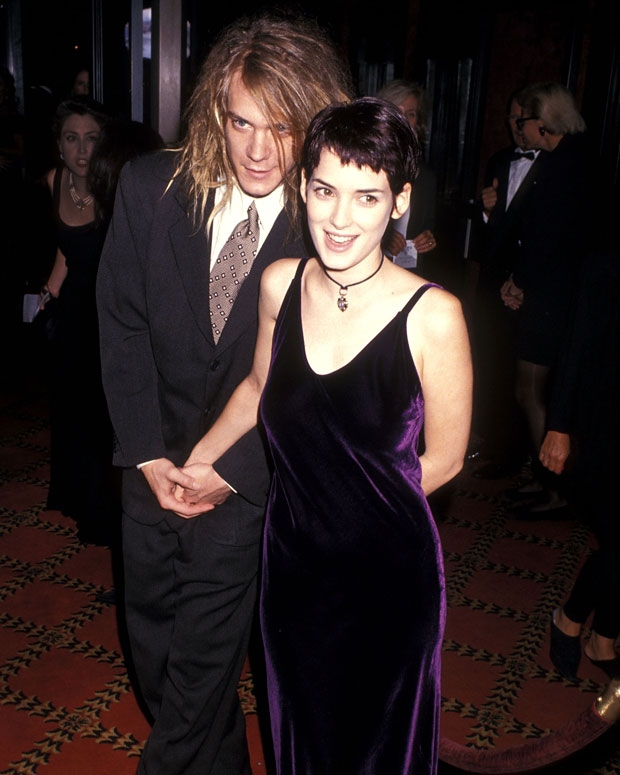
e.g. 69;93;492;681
402;282;442;316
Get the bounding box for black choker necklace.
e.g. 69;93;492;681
322;255;385;311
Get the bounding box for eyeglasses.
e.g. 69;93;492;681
515;116;538;131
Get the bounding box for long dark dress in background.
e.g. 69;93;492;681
46;166;119;545
259;259;445;774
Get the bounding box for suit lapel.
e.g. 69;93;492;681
169;188;215;344
506;154;542;215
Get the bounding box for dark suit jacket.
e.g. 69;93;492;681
545;248;620;480
96;150;308;525
478;145;543;289
510;133;591;363
407;162;437;239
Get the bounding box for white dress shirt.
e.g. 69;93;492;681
506;150;539;209
210;184;285;268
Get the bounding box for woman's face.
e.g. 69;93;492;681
58;113;101;179
301;148;409;274
397;94;419;130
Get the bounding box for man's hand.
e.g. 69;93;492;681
540;430;571;475
177;462;233;511
500;275;524;310
383;226;406;257
412;229;436;254
481;178;499;216
141;457;214;516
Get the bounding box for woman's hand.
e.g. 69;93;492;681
141;458;212;516
45;249;69;300
38;288;52;310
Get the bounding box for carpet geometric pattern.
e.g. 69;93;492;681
0;387;266;775
2;374;619;774
436;467;620;773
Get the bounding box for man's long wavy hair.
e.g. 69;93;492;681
174;11;354;229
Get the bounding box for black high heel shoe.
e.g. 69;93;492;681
550;608;581;680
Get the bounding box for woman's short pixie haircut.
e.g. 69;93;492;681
301;97;421;197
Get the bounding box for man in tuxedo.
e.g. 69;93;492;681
495;82;592;516
96;12;352;775
470;90;541;479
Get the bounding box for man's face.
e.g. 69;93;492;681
506;99;524;148
224;71;295;198
517;115;545;150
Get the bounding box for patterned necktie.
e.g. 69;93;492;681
209;201;259;342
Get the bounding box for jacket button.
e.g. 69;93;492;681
209;360;220;372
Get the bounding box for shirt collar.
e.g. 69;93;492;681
211;183;286;264
220;183;285;230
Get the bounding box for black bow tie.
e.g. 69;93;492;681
511;150;536;161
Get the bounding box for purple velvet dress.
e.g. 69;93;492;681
259;259;445;774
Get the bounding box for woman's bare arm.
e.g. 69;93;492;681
410;288;473;495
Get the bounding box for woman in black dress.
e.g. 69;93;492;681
39;98;114;544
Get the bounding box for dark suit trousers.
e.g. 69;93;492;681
123;493;263;775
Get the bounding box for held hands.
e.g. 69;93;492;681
174;462;233;517
500;275;524;310
141;457;217;518
539;430;571;475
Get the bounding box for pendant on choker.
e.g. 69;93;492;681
322;255;385;311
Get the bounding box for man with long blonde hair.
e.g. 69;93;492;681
97;11;352;774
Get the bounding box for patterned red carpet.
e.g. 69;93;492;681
0;377;266;775
434;471;620;774
1;340;619;774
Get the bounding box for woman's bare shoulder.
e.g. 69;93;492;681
387;263;454;307
262;257;303;291
404;275;466;338
260;258;304;315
